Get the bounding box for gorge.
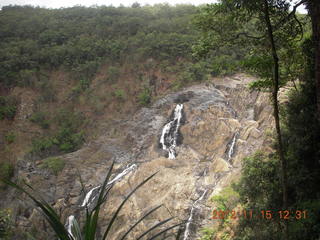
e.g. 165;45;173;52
1;74;274;239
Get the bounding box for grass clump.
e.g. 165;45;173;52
41;157;65;175
137;88;151;106
113;89;126;101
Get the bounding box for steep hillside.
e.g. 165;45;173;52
0;4;247;189
1;73;275;239
1;2;319;240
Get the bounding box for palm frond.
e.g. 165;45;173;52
136;217;174;240
147;221;187;240
2;179;71;240
119;204;163;240
102;171;158;240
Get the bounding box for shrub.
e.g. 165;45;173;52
113;89;126;101
0;163;14;189
138;88;151;106
200;227;216;240
4;132;15;144
38;81;56;103
56;130;84;152
211;186;239;211
106;66;120;83
0;96;18;120
31;110;85;156
31;137;55;155
41;157;65;175
54;110;85;152
71;78;90;97
0;209;12;239
30;112;50;129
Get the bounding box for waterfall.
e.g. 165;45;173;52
160;104;184;159
227;132;238;163
80;164;137;207
80;186;100;207
66;215;75;239
183;190;207;240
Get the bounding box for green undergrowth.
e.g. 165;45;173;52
31;109;85;157
41;157;65;175
0;96;18;121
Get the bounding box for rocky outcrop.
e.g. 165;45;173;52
3;74;274;239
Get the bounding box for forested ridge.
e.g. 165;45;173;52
0;2;320;240
0;4;244;174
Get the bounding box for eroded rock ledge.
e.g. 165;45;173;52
4;74;273;239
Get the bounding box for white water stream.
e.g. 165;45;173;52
227;132;238;163
183;190;207;240
66;215;75;239
80;164;137;207
160;104;184;159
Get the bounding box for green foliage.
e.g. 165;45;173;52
106;66;120;83
171;61;209;90
178;62;208;83
209;54;240;76
0;162;14;189
113;89;126;101
5;132;15;144
233;152;283;240
31;137;55;155
71;78;90;96
138;88;152;106
0;209;12;239
38;80;56;103
0;5;200;88
200;227;216;240
279;39;320;238
2;163;184;239
54;110;85;152
234;152;282;210
31;109;84;156
0;4;245;90
0;96;18;120
41;157;65;175
211;187;239;211
30;111;50;129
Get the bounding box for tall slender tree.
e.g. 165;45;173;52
194;1;307;238
305;0;320;119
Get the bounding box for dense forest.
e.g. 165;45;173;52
0;1;320;239
0;4;244;89
0;4;245;179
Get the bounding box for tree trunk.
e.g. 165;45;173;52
307;0;320;120
263;1;289;239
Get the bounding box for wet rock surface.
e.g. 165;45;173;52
2;74;273;239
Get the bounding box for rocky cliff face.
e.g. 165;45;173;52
3;74;274;239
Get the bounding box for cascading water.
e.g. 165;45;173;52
65;164;137;238
80;186;100;207
66;215;75;239
80;164;137;207
183;190;207;240
160;104;184;159
226;132;239;163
